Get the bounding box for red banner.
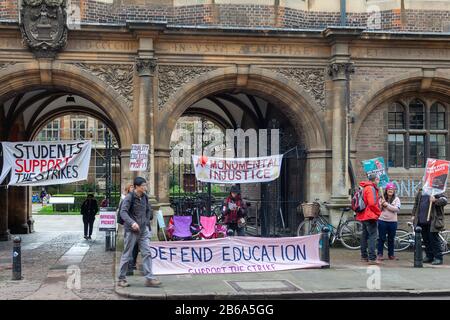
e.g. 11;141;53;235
422;158;450;195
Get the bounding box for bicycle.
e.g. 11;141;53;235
388;221;450;253
296;200;363;250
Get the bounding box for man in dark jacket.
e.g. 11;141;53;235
80;194;98;240
117;177;160;288
357;174;381;264
412;189;447;265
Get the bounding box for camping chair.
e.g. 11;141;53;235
199;215;217;239
172;215;194;240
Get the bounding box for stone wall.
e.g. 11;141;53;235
2;0;450;32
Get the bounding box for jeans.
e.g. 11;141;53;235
377;220;397;257
361;220;378;261
419;223;443;261
118;227;155;280
227;223;246;236
83;216;94;237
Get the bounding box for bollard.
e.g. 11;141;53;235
414;226;423;268
12;236;22;280
105;231;111;251
320;226;330;268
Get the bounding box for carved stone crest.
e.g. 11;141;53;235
20;0;68;58
74;63;135;110
269;67;326;111
158;65;217;110
327;62;355;81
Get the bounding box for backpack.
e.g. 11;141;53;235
117;192;135;225
351;187;366;213
117;192;150;225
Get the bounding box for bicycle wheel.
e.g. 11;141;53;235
297;219;321;236
339;220;363;250
439;231;450;253
387;229;412;252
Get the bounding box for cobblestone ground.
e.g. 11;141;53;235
0;215;126;300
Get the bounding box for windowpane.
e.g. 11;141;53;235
71;119;87;140
388;102;405;129
430;134;447;159
388;134;404;167
430;102;446;130
409;135;425;167
409;99;425;129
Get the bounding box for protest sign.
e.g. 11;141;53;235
422;158;450;196
361;157;389;188
422;158;450;221
0;140;91;186
149;234;326;275
192;154;283;184
99;207;117;231
129;144;149;171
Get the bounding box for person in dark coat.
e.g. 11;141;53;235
412;188;447;265
81;194;99;240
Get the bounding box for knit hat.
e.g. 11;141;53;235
385;182;396;190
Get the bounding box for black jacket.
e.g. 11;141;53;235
81;198;99;219
412;189;446;232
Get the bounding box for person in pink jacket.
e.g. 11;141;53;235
377;182;401;261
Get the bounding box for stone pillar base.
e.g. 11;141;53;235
10;224;30;235
150;203;174;241
0;230;11;241
327;197;351;228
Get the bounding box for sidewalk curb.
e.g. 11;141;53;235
115;286;450;300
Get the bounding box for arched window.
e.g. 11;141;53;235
430;102;446;130
409;99;425;129
388;102;405;129
387;99;448;168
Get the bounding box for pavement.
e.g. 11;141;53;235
0;215;125;300
1;215;450;300
115;243;450;300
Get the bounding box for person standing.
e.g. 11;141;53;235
119;183;139;276
357;174;382;264
377;182;401;261
412;188;447;265
117;177;160;287
222;185;247;236
80;194;99;240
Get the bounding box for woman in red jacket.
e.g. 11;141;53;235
357;174;382;264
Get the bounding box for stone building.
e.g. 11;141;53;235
1;0;450;239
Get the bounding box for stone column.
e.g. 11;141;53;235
0;107;10;240
327;62;354;225
7;115;29;234
136;57;157;203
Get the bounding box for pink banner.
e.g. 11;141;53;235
149;234;327;275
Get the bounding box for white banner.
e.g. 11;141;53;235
0;140;91;186
129;144;149;171
192;154;283;184
149;234;326;275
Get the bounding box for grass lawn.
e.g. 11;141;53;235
36;205;80;215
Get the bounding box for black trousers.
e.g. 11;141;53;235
419;223;443;260
83;216;95;237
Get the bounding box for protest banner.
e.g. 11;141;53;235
129;144;149;171
99;207;117;231
422;158;450;221
192;154;283;184
0;140;91;186
361;157;389;188
149;234;326;275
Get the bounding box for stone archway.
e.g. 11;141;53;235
0;61;136;238
154;66;329;215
